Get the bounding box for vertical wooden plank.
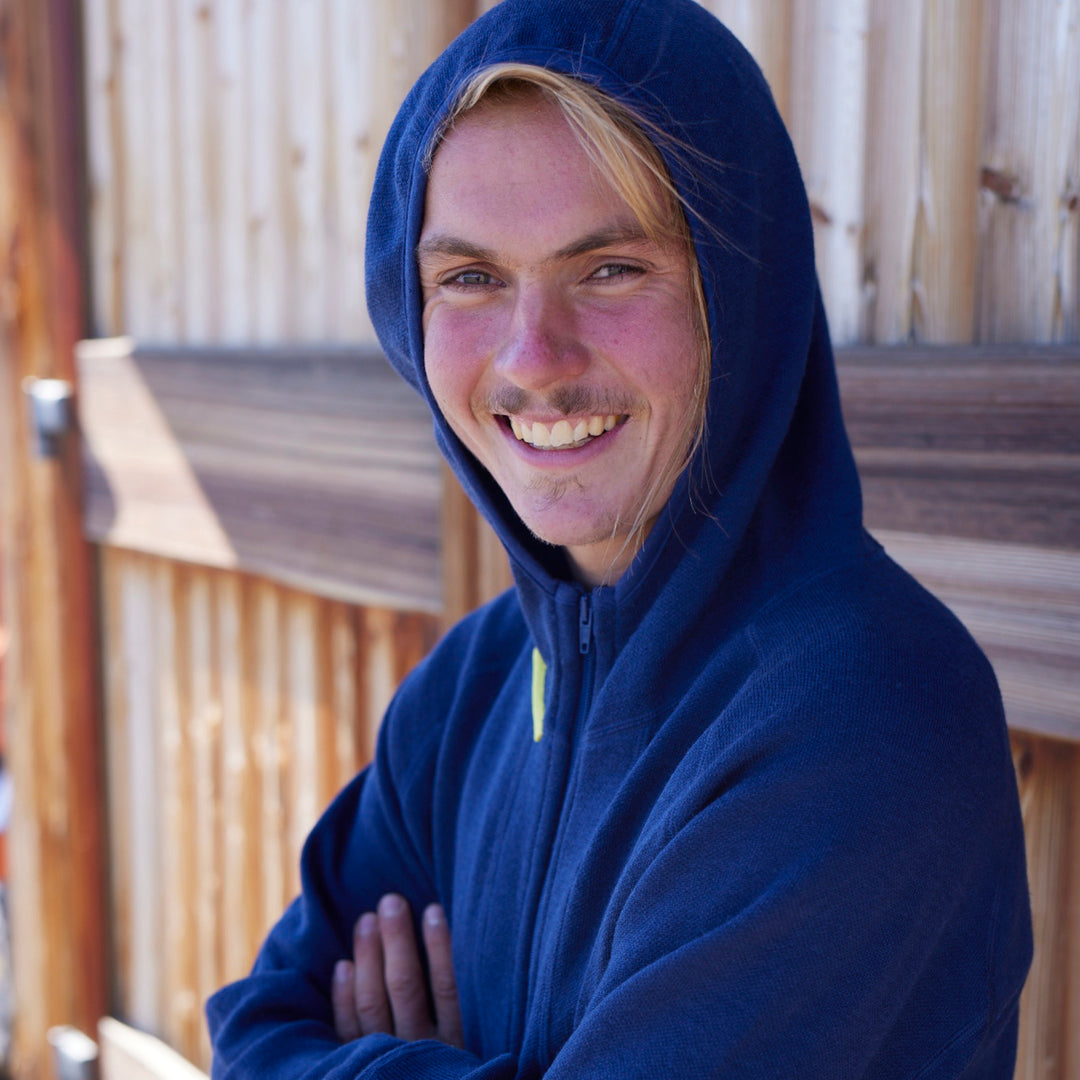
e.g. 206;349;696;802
218;571;261;984
122;554;164;1034
284;0;327;339
158;561;196;1056
977;0;1080;342
1012;733;1079;1080
100;549;132;1017
441;464;513;628
0;2;110;1075
240;573;270;969
863;0;923;342
357;608;397;768
440;464;480;629
216;0;248;340
329;601;361;795
253;581;288;927
82;0;120;335
174;0;215;340
285;592;320;888
913;0;984;343
477;513;514;605
789;0;871;344
310;598;341;815
189;570;222;1065
327;0;376;342
244;0;286;341
147;1;182;336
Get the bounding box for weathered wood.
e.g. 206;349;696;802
1011;734;1080;1080
0;2;109;1077
78;341;1077;742
837;346;1080;548
77;339;442;612
915;0;985;341
99;551;440;1067
864;0;923;341
789;0;871;343
978;0;1080;342
84;0;473;344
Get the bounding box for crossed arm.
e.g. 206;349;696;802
330;893;463;1049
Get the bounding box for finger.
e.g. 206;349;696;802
351;912;393;1036
331;960;361;1042
378;893;433;1041
422;904;464;1049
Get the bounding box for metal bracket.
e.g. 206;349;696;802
22;376;74;458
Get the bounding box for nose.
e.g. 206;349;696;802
495;284;589;390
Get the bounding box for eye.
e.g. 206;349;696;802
589;262;644;282
443;269;500;288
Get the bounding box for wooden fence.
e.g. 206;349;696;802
0;1;1077;1079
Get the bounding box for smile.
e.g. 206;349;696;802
508;414;625;450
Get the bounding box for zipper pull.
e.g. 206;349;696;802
578;595;593;655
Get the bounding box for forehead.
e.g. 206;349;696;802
420;98;638;251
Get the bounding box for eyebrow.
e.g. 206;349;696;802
415;222;652;266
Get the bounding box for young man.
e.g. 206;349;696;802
207;1;1032;1076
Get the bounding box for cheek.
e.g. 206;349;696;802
591;305;699;402
424;315;480;418
424;308;503;392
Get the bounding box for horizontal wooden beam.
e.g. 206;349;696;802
76;338;442;612
837;345;1079;549
76;340;1079;739
837;345;1079;741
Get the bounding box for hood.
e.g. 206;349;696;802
366;0;865;653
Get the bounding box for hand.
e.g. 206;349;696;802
331;893;464;1049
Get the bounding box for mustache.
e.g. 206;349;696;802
487;385;637;417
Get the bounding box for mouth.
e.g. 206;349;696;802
507;413;626;450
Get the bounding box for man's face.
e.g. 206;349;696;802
419;97;700;586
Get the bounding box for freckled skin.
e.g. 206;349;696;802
419;99;699;586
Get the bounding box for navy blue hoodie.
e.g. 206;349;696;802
207;1;1033;1076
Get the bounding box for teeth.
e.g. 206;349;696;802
549;420;574;448
510;414;622;449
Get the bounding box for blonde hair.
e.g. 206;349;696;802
429;63;712;568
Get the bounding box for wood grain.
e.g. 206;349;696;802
0;3;109;1077
837;346;1080;549
79;341;1077;743
100;549;440;1067
77;339;442;612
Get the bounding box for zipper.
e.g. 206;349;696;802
578;594;593;655
529;595;596;1062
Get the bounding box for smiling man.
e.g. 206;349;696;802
419;91;703;586
207;2;1032;1077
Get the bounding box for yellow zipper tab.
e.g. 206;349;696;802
531;647;547;742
